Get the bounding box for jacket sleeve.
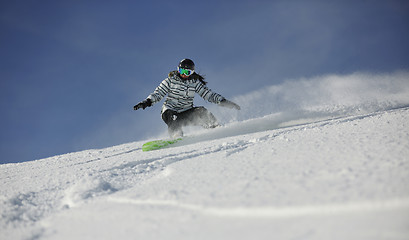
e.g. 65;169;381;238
147;78;171;104
195;81;225;104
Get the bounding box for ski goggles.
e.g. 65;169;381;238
178;67;194;76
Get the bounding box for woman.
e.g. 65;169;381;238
134;59;240;138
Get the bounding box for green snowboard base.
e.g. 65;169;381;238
142;138;182;152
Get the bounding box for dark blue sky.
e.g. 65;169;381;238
1;0;408;164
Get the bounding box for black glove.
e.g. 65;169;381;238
133;99;152;110
219;99;241;110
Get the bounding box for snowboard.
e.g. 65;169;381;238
142;138;182;152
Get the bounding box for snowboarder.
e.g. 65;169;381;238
134;58;240;138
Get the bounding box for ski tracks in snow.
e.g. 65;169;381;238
0;132;255;238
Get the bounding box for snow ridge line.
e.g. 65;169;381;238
108;197;409;218
176;106;409;150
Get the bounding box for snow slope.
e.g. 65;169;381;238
1;105;409;240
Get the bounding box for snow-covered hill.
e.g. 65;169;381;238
1;105;409;240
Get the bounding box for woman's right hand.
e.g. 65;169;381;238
133;99;152;110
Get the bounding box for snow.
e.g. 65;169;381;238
1;72;409;239
1;106;409;240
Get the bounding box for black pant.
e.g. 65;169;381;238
161;107;218;137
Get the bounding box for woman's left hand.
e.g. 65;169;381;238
219;99;241;110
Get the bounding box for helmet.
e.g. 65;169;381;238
178;59;195;70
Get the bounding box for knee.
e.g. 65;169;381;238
162;110;177;124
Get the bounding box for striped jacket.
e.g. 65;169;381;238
147;71;225;113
